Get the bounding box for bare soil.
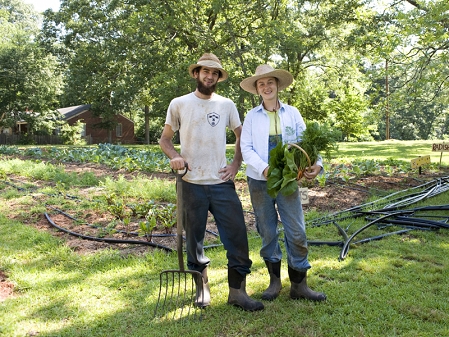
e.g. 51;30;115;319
2;160;447;301
0;271;15;302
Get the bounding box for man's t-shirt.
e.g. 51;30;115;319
165;92;241;185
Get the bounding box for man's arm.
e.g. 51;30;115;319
218;125;243;181
231;125;243;169
159;124;187;170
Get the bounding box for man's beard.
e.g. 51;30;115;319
197;78;216;96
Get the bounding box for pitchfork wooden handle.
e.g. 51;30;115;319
174;162;188;271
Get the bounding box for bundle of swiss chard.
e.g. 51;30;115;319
267;121;340;198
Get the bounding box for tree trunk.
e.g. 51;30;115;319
144;105;150;145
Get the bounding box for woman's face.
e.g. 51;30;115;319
256;77;278;100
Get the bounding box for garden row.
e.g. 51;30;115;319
0;143;430;183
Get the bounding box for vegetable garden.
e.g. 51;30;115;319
2;143;449;336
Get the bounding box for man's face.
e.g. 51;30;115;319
195;66;220;95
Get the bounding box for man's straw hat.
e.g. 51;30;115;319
188;53;228;82
240;64;293;95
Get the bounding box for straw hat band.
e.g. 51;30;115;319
240;64;293;95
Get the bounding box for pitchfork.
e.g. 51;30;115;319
154;164;205;321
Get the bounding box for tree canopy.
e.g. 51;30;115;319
1;0;448;142
0;0;62;132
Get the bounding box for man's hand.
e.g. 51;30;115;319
170;156;189;171
219;162;239;181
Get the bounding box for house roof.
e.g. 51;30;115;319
57;104;92;120
56;104;134;124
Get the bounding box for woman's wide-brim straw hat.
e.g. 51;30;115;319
240;64;293;95
188;53;229;82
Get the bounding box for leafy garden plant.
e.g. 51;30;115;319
267;121;340;197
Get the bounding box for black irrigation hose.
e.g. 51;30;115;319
381;178;449;211
396;215;449;226
338;209;449;260
6;175;449;259
415;205;449;211
339;213;401;261
339;212;449;260
333;221;349;241
44;212;173;252
308;240;344;247
5;177;224;252
46;205;179;239
4;179;177;251
379;216;449;229
284;177;449;260
352;229;414;244
49;203;221;237
304;221;348;247
4;179;35;191
307;176;449;258
46;205;224;252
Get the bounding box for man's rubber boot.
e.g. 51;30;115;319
288;265;326;301
227;268;264;311
261;261;282;301
194;267;211;308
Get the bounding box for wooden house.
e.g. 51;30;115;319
58;104;135;144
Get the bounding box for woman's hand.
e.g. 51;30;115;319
263;166;269;179
303;164;322;180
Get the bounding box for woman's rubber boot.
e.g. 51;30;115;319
194;267;211;308
288;265;326;301
261;261;282;301
227;268;264;311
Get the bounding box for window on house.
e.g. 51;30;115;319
116;123;122;137
80;123;86;137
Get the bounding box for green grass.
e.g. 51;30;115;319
335;139;448;164
1;140;449;336
2;208;449;337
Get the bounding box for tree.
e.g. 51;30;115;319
45;0;182;143
0;0;62;131
40;0;449;143
328;87;369;141
294;76;330;122
359;0;449;140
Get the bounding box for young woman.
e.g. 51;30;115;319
240;64;326;301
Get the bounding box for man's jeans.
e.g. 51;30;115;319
181;179;252;276
247;177;311;271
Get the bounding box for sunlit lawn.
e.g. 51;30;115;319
335;139;447;164
1;140;449;337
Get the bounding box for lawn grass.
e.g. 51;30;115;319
2;206;449;337
335;139;448;164
1;141;449;337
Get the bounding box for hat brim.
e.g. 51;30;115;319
188;61;229;82
240;69;293;94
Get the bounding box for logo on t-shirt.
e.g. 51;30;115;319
207;112;220;127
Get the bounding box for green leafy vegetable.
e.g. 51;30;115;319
267;121;340;198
